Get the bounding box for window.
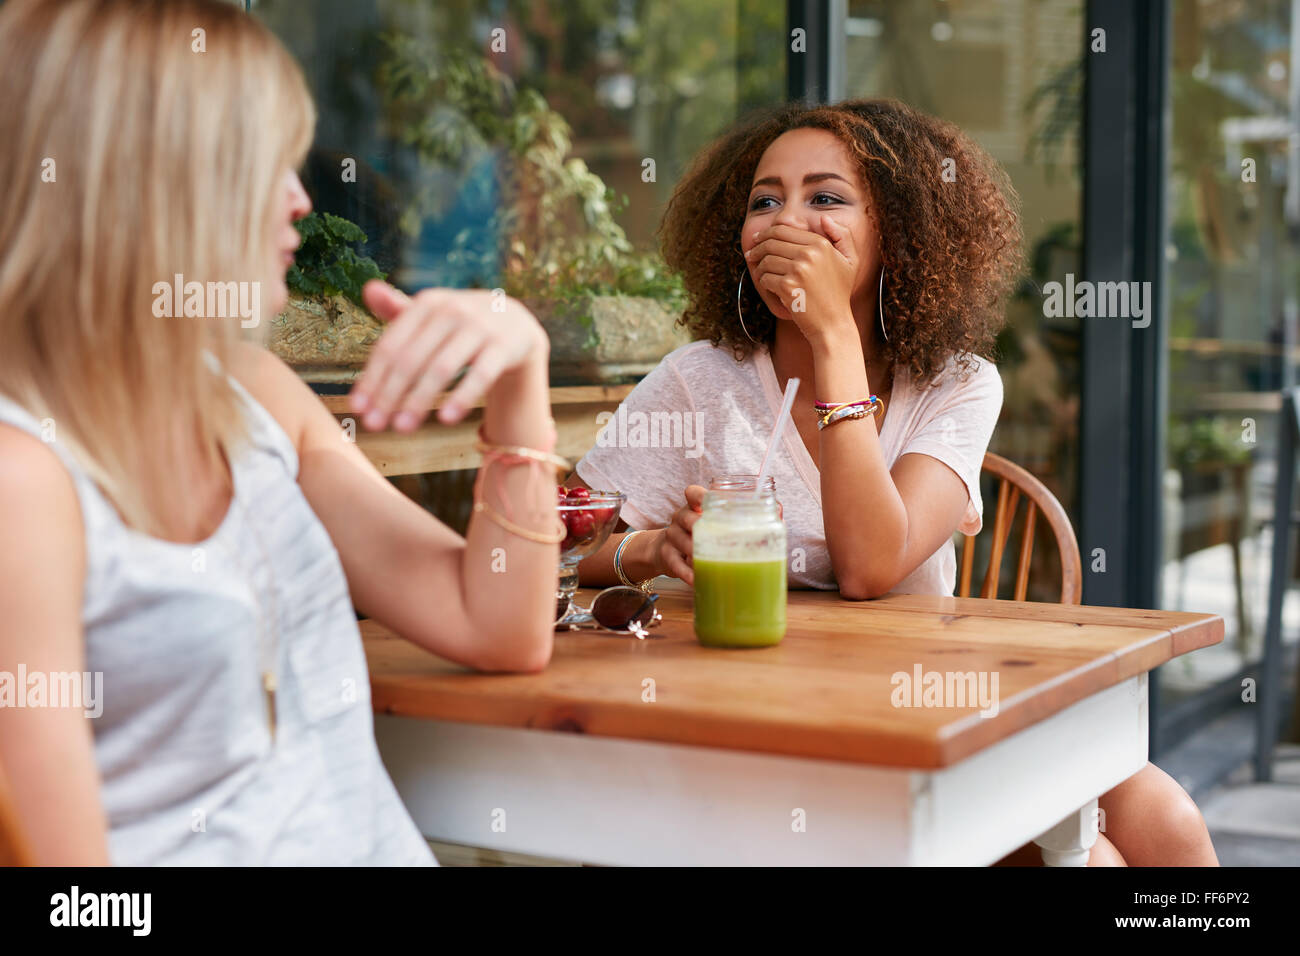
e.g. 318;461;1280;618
844;0;1085;601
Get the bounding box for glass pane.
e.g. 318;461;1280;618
844;0;1084;602
1158;0;1300;710
250;0;785;388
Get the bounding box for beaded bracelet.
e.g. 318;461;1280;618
813;396;881;413
815;396;882;430
817;405;867;430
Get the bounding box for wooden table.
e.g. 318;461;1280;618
365;583;1222;866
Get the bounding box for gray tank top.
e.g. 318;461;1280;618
0;368;435;865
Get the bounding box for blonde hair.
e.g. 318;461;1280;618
0;0;315;536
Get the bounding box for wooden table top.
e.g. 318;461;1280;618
362;583;1223;769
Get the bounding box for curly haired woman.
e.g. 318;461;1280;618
570;98;1218;867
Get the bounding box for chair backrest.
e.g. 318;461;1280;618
0;764;36;866
958;452;1082;605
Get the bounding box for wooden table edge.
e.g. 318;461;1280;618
364;608;1222;771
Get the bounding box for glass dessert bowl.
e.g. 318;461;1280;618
555;487;626;627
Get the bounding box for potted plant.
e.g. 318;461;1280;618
378;38;689;384
1168;416;1253;578
267;211;387;384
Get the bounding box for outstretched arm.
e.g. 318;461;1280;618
235;282;560;672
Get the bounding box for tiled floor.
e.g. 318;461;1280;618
1199;744;1300;866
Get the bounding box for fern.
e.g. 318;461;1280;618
286;212;386;306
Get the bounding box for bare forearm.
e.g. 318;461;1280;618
460;351;559;669
577;528;664;587
811;332;911;597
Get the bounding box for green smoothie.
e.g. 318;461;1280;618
693;558;787;647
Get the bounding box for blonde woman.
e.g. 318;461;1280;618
0;0;561;865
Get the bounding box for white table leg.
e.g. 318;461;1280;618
1034;799;1099;867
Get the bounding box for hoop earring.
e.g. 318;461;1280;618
877;268;890;344
736;270;761;346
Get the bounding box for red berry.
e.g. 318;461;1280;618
557;485;569;499
566;511;596;541
590;506;616;530
566;487;591;501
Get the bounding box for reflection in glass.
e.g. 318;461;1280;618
845;0;1084;603
1159;0;1300;712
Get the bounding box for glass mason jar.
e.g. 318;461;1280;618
692;478;787;647
708;474;776;495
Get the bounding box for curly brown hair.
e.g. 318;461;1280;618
659;98;1023;385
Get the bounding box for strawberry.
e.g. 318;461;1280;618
566;487;591;501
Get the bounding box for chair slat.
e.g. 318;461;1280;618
981;481;1019;599
976;452;1082;606
978;481;1008;599
959;533;975;598
1014;501;1037;601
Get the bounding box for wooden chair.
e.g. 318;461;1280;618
958;452;1082;605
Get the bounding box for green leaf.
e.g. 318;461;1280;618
286;211;386;307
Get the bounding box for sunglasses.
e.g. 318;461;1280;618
555;587;662;639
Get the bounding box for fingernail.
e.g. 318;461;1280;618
350;390;370;413
364;409;385;430
394;411;417;431
440;401;464;422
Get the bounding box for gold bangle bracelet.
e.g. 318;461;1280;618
614;529;656;592
472;500;567;544
474;440;570;473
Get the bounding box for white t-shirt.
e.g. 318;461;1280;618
576;340;1003;596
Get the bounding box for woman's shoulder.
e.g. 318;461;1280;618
225;342;312;461
903;352;1002;400
654;339;756;384
624;340;758;411
0;421;85;574
0;420;77;495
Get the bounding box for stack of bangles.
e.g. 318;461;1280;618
613;529;656;592
472;424;570;544
815;396;882;430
